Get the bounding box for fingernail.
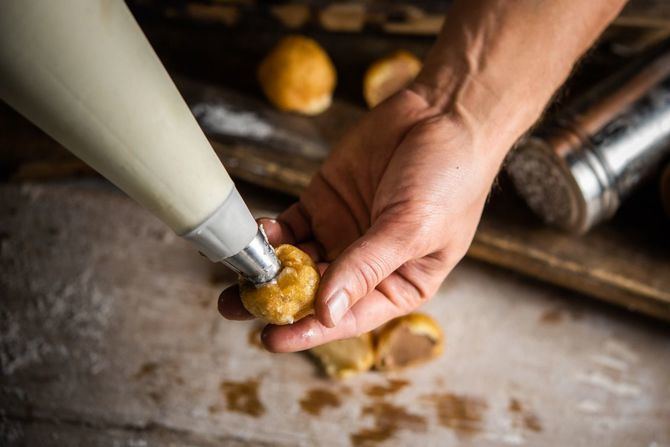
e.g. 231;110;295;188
326;290;349;326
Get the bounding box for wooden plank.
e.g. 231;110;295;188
127;0;670;33
1;183;669;446
2;418;265;447
472;180;670;321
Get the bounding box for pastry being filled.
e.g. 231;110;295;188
239;244;319;325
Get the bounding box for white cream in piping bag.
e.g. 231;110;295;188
0;0;257;260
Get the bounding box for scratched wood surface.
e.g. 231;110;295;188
0;182;669;446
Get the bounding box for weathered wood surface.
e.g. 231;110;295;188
1;183;669;446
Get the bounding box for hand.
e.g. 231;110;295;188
218;88;506;352
220;0;625;352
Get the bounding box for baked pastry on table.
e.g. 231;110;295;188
258;35;337;115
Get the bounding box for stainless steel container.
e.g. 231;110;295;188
506;46;670;233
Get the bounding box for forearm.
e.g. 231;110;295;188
412;0;627;163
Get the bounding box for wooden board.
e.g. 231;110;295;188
127;0;670;34
1;183;669;446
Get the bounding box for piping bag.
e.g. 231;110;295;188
0;0;281;284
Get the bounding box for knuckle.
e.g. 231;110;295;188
353;252;388;294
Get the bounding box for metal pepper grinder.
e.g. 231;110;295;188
507;44;670;234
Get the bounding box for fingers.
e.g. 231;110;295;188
277;202;312;243
296;242;324;263
218;284;254;320
217;219;288;323
261;287;404;352
219;210;321;324
260;203;323;259
257;217;295;246
219;263;327;323
314;220;414;328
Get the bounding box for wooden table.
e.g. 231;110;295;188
1;182;669;446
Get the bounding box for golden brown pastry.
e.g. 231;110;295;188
310;333;375;379
258;35;337;115
240;244;319;325
363;50;422;108
374;313;443;371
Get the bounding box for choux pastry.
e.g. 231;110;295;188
310;333;375;379
363;50;422;108
258;35;337;115
240;244;319;325
374;313;443;371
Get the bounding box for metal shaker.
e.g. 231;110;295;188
506;45;670;233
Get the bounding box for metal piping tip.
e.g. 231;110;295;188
221;225;281;284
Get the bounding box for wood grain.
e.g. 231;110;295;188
127;0;670;34
1;183;669;446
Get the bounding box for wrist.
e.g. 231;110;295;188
409;69;536;168
410;0;627;163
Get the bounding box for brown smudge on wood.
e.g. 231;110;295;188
247;326;264;350
351;402;426;446
539;308;564;324
299;388;341;416
364;379;409;399
508;398;543;433
425;393;487;436
509;398;523;413
524;412;543;432
220;379;265;417
351;427;393;447
133;362;159;379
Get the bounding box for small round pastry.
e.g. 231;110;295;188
258;35;337;115
363;50;422;108
240;244;319;325
309;333;375;379
374;312;444;371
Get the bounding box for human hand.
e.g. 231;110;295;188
219;0;625;351
218;88;507;352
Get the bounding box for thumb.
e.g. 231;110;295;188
315;220;416;328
